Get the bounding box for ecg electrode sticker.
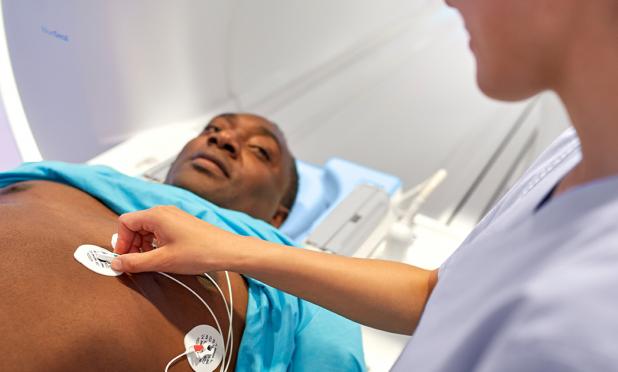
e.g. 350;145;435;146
111;233;118;250
184;325;225;372
74;244;122;277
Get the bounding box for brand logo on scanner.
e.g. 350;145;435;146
41;26;69;42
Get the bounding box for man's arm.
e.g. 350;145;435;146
113;206;438;335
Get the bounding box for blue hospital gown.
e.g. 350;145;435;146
0;162;365;372
393;127;618;371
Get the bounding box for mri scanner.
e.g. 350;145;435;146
0;0;572;370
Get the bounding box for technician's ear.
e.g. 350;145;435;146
270;205;290;228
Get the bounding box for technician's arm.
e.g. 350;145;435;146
235;236;438;334
112;206;438;335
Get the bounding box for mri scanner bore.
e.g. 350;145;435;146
3;0;616;371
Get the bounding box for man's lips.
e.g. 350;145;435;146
191;152;230;178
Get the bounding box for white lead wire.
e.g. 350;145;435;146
202;272;234;372
223;272;233;372
110;235;231;371
164;350;189;372
158;272;226;371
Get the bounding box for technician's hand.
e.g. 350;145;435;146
111;206;240;274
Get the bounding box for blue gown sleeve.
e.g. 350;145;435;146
289;301;366;372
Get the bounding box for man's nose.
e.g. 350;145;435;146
207;131;239;157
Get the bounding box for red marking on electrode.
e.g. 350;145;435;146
193;345;205;352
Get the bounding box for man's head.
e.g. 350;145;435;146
446;0;618;101
165;113;299;228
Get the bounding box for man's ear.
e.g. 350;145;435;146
270;205;290;228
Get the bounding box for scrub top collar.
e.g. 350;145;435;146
484;139;581;238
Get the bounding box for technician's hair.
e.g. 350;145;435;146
282;159;299;213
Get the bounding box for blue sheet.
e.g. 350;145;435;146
0;161;365;372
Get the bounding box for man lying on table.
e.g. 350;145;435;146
0;113;364;371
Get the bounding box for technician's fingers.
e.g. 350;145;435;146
116;208;166;254
111;248;168;273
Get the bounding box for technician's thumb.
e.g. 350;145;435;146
112;250;163;273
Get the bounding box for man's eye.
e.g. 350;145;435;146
204;125;221;133
254;146;271;161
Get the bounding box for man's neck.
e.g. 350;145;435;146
553;25;618;196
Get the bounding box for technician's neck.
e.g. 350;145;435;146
554;32;618;194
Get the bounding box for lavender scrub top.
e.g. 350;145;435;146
394;127;618;371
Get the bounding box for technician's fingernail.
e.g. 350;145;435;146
111;258;123;271
111;233;118;249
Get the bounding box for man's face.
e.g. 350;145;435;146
446;0;579;101
165;113;294;227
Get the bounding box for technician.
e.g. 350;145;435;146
111;0;618;370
